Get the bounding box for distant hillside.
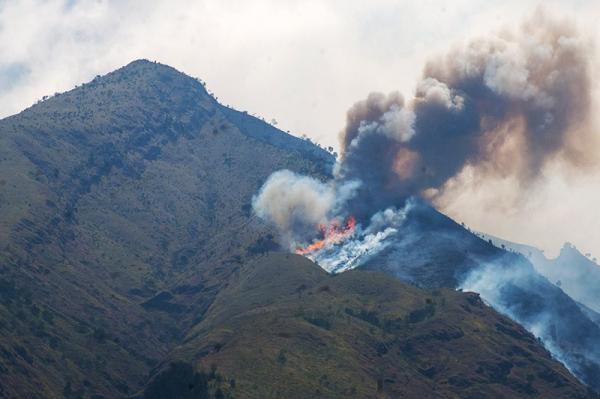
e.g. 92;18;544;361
481;234;600;315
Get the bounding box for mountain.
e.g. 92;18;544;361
0;59;597;398
0;59;330;398
360;201;600;392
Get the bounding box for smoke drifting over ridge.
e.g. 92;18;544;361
254;10;597;249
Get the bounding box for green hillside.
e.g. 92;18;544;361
165;252;592;399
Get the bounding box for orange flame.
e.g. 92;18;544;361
295;216;356;255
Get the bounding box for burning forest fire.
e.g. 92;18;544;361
295;216;356;255
250;12;600;390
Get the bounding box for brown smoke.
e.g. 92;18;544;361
337;10;596;219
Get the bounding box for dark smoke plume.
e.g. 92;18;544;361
337;10;595;220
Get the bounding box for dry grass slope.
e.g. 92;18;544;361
173;253;595;399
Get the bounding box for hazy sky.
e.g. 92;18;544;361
1;0;599;257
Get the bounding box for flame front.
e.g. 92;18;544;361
295;216;356;255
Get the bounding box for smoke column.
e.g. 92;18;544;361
254;10;596;249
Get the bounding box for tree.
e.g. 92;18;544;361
277;349;287;365
143;362;210;399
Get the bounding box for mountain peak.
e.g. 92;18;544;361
108;59;202;87
122;58;157;68
89;58;213;104
6;58;217;136
559;242;582;259
2;59;332;173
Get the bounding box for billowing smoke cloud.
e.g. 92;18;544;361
255;10;596;250
337;10;595;219
252;170;335;245
335;92;419;219
252;169;359;248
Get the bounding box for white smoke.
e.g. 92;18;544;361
307;202;413;273
252;169;360;249
252;170;334;230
